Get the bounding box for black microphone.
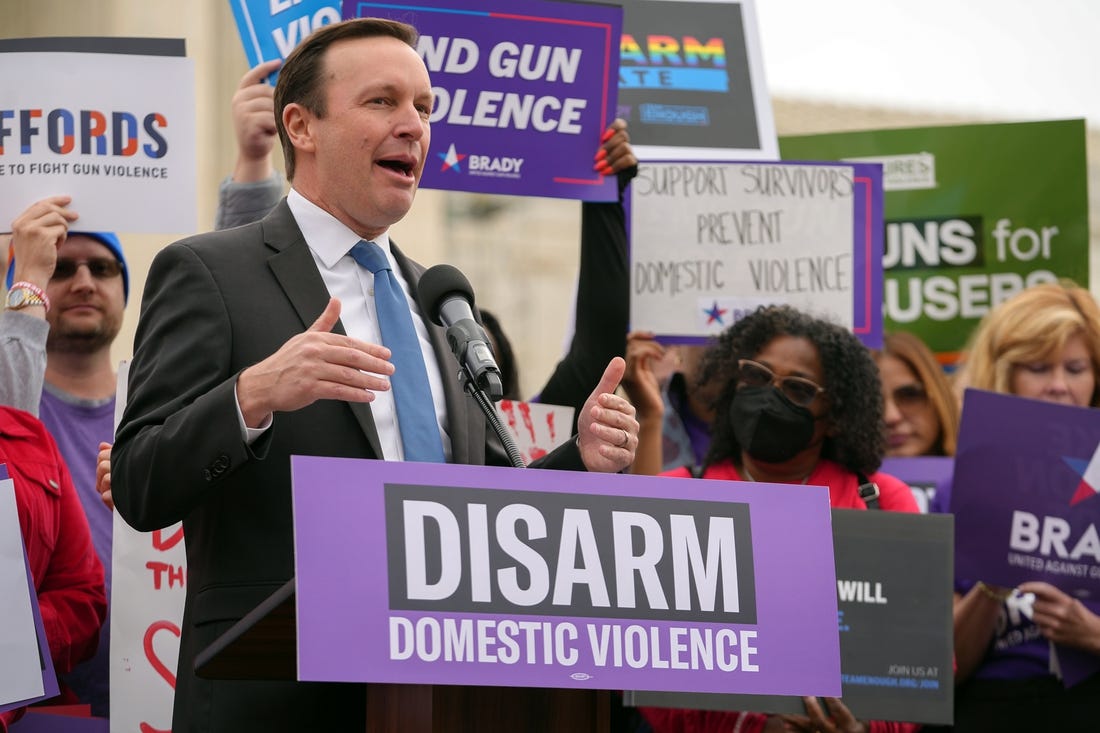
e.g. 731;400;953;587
417;264;504;401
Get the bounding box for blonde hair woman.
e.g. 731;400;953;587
949;280;1100;731
956;280;1100;407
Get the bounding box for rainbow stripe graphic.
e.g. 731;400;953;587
619;34;728;92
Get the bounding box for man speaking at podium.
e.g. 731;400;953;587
112;17;638;733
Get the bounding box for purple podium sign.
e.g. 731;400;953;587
344;0;621;201
291;457;841;696
953;389;1100;598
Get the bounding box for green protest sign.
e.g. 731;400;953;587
780;119;1089;363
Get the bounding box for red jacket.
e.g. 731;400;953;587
663;458;919;513
641;458;920;733
0;407;106;731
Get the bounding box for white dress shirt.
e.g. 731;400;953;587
236;189;452;461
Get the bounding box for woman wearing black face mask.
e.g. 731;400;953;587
628;305;920;733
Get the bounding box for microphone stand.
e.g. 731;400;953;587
457;361;526;469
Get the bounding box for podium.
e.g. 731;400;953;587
266;457;844;729
194;579;611;733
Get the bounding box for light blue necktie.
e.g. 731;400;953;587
349;240;445;463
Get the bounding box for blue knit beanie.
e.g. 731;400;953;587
6;231;129;304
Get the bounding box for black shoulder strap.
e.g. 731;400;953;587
857;472;881;510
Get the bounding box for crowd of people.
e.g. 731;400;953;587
1;13;1098;733
620;281;1100;733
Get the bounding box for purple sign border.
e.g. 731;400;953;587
292;457;841;696
851;162;884;347
879;456;955;489
346;0;621;201
952;389;1100;597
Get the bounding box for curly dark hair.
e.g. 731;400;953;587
698;305;886;475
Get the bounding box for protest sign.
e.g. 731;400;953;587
780;120;1090;364
0;37;196;234
344;0;622;201
109;362;185;733
626;510;954;725
293;457;842;697
880;456;954;514
228;0;341;78
496;400;574;465
629;508;954;726
1;549;59;715
952;388;1100;598
0;37;195;234
617;0;777;161
109;518;185;733
629;160;883;346
0;472;49;709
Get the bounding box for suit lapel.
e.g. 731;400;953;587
261;201;384;458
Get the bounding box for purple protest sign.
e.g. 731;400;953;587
879;456;954;514
9;711;108;732
953;389;1100;597
292;457;841;696
344;0;621;201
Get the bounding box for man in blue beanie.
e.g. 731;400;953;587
0;194;129;719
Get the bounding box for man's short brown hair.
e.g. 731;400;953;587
274;17;419;180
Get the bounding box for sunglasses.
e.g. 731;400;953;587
737;359;825;407
51;258;124;281
888;383;929;410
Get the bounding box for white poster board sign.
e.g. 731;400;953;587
0;37;196;234
109;361;185;733
630;160;883;344
0;477;44;706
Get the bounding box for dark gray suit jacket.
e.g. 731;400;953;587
112;201;584;732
